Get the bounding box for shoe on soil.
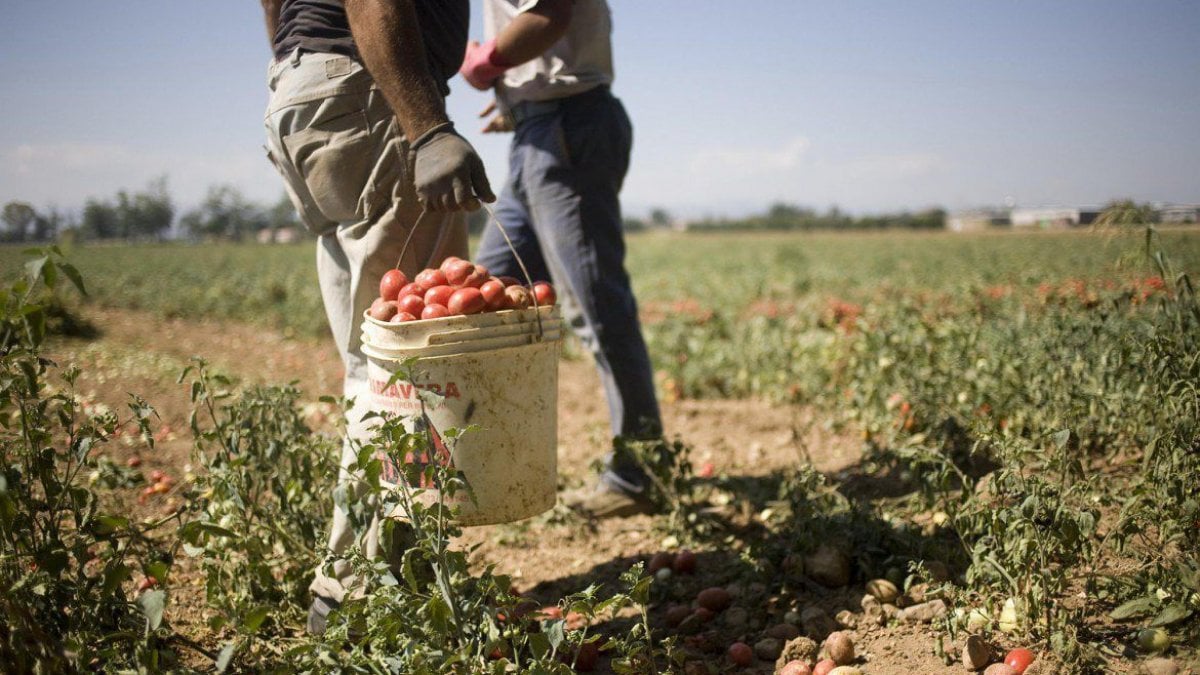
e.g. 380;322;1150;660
306;595;340;636
562;470;657;518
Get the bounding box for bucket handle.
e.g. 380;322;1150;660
395;204;546;340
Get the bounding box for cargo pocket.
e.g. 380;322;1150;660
282;94;374;225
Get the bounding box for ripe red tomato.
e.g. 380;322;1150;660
1004;648;1035;674
812;660;836;675
379;269;409;301
648;552;675;574
727;642;753;666
479;279;508;310
438;256;464;274
779;661;812;675
448;287;485;315
444;259;475;285
696;587;731;612
414;268;448;291
424;285;455;308
138;576;158;592
673;549;697;574
126;456;143;468
391;311;417;323
398;282;423;298
572;641;599;671
397;294;425;317
532;281;556;306
422;304;450;320
664;605;692;627
368;298;398;321
505;285;533;310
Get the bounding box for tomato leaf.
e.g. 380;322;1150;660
1109;596;1157;620
1149;604;1193;627
242;605;271;634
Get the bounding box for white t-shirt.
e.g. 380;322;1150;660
484;0;614;107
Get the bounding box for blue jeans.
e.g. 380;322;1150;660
476;87;662;463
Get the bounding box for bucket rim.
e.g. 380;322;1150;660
362;333;561;362
363;304;556;330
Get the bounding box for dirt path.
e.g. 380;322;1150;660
44;308;1096;674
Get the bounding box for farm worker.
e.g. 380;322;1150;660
260;0;493;634
460;0;664;517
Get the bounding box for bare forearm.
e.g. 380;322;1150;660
345;0;448;142
261;0;282;44
495;0;573;66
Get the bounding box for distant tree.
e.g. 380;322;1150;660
32;207;65;242
80;199;119;240
2;202;38;243
181;185;267;241
114;176;174;240
623;216;647;232
649;208;672;228
1095;199;1157;228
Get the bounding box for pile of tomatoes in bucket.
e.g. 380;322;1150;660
369;256;556;323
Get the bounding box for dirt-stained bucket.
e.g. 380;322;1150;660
359;305;560;526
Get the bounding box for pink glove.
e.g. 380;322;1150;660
460;39;511;90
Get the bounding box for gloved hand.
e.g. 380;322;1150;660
459;39;511;90
410;123;495;211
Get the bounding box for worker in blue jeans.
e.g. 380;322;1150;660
461;0;663;517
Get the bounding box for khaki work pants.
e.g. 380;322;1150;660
264;50;467;602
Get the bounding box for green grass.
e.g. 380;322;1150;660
3;228;1196;338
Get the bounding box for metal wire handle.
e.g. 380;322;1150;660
394;203;546;340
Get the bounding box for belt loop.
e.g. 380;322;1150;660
290;48;302;67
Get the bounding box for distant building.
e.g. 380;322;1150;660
1010;207;1100;229
257;226;300;244
1157;204;1199;224
946;208;1010;232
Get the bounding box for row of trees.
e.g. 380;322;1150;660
1;178;301;244
673;203;946;232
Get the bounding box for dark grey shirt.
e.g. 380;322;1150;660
273;0;469;95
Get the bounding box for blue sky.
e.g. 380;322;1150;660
2;1;1198;219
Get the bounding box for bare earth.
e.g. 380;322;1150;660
45;308;1193;675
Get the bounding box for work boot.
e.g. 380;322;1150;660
562;468;657;518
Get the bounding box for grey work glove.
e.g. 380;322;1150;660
410;123;495;212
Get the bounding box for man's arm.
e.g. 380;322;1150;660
344;0;448;143
261;0;282;44
495;0;573;66
344;0;494;211
460;0;573;90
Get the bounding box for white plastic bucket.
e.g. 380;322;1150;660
359;306;561;526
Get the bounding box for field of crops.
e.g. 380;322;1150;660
2;227;1198;673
